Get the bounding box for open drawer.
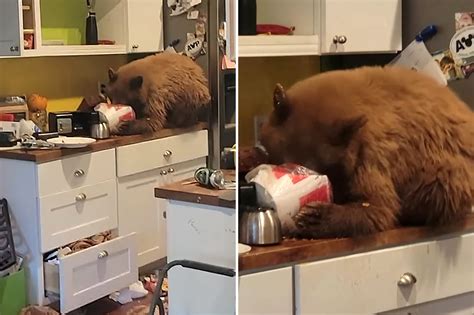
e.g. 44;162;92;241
44;233;137;313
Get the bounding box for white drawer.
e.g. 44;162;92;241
116;130;208;177
44;233;137;314
39;180;118;252
295;233;474;314
38;149;116;197
239;267;293;315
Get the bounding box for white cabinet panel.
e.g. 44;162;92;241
295;233;474;314
44;233;137;314
0;0;21;56
321;0;402;53
117;168;167;267
239;267;293;315
380;292;474;315
126;0;163;53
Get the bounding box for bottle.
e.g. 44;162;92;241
238;0;257;35
86;11;98;45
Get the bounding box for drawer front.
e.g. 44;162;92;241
116;130;208;177
56;233;137;313
38;149;116;197
295;233;474;314
239;268;293;315
39;180;118;252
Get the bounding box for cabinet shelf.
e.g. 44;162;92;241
239;35;320;57
24;44;126;57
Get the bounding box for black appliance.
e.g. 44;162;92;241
48;111;98;136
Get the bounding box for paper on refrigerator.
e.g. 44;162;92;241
389;40;447;86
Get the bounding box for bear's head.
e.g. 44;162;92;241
104;68;147;117
260;82;367;176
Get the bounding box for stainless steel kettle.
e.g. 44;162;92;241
239;207;282;245
90;112;110;139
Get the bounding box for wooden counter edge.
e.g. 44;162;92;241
0;123;208;163
239;214;474;272
155;188;235;209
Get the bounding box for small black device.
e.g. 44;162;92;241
48;111;95;136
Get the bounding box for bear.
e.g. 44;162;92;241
104;52;211;134
260;66;474;239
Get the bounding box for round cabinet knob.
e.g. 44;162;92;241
132;44;139;49
163;150;172;158
97;250;108;259
74;169;85;177
10;46;19;52
160;170;168;176
338;35;347;44
397;272;417;287
163;211;167;219
168;168;175;173
75;193;87;202
332;35;347;44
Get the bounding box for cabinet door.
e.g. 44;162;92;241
239;268;294;315
126;0;163;53
0;0;21;56
321;0;402;53
117;168;168;267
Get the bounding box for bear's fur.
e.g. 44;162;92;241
105;52;211;134
260;66;474;238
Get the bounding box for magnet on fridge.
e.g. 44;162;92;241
184;37;204;58
187;10;199;20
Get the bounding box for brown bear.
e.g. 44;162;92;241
260;66;474;238
105;52;211;134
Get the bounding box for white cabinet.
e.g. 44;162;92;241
116;131;208;268
294;233;474;314
125;0;163;53
239;0;402;57
1;0;163;58
239;267;293;315
321;0;402;53
380;292;474;315
167;201;236;315
117;158;206;267
0;0;21;56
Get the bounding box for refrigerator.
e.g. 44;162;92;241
402;0;473;108
163;0;236;169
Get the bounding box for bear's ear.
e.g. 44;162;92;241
331;115;367;146
129;76;143;90
108;68;118;82
273;83;290;122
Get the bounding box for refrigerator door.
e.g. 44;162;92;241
402;0;474;107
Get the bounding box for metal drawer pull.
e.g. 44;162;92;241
160;170;168;176
74;169;85;177
332;35;347;44
163;150;172;158
98;250;108;259
75;193;87;202
397;272;417;286
168;168;175;173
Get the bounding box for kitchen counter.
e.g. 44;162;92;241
239;213;474;272
154;170;235;208
0;122;207;163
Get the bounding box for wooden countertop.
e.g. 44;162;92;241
0;123;207;163
155;170;235;209
239;213;474;272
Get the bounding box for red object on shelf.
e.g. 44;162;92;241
256;24;295;35
0;114;15;122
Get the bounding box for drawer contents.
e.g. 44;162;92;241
39;180;117;252
38;149;115;197
43;233;137;314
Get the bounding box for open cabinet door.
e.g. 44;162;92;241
0;0;21;56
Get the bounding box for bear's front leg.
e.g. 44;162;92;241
288;202;397;239
117;118;156;135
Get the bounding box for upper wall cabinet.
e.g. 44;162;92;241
0;1;21;56
239;0;402;57
0;0;163;58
